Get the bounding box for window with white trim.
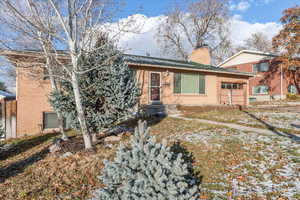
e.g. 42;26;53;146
288;84;298;94
253;62;269;73
253;85;269;94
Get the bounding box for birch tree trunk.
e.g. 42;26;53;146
70;50;93;149
71;72;92;149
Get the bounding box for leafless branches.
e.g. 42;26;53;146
157;0;231;64
237;32;273;53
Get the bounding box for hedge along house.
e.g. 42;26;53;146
1;46;253;137
0;90;16;139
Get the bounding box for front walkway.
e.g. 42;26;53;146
171;114;300;142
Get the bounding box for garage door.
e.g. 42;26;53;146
220;82;246;106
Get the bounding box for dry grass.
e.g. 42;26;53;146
0;133;117;200
0;116;299;199
182;106;300;135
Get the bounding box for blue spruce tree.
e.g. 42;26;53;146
92;120;200;200
49;36;140;138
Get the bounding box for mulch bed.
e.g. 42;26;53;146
58;137;86;153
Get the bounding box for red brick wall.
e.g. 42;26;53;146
224;59;300;97
16;65;250;136
16;68;53;137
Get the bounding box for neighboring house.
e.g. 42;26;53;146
1;46;253;137
0;90;16;139
218;50;300;102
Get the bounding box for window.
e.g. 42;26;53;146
43;112;59;129
253;62;269;73
288;85;298;94
221;82;243;90
253;85;269;94
174;73;205;94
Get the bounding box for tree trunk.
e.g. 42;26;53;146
48;62;68;141
92;133;98;143
57;112;68;141
69;40;92;149
71;70;93;149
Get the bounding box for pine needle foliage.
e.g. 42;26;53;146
49;39;140;134
92;120;200;200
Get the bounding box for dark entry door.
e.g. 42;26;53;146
150;72;161;102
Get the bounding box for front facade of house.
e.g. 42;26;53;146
2;47;252;137
218;50;300;102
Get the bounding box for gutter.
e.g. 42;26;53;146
1;49;254;77
128;62;254;77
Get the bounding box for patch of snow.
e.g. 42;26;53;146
171;127;300;199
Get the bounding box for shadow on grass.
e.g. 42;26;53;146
0;133;59;161
97;115;166;142
0;146;49;183
291;123;300;129
170;141;203;186
243;110;300;143
125;115;166;127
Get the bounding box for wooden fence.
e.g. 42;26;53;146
0;100;17;139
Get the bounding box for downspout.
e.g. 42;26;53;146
280;64;283;100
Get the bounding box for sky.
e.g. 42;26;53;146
119;0;299;23
112;0;298;57
0;0;299;92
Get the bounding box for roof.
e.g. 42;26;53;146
0;90;15;100
123;54;253;77
217;50;278;67
0;49;253;77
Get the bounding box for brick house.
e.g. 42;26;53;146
1;46;253;137
218;50;300;102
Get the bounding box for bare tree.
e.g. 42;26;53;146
238;32;273;53
0;0;137;149
213;39;236;65
157;0;230;64
0;0;69;140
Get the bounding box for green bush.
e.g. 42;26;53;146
91;121;200;200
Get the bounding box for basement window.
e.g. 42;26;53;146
43;112;59;129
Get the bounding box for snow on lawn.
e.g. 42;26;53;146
239;111;300;131
170;128;300;199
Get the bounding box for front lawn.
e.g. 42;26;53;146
0;116;299;199
182;106;300;134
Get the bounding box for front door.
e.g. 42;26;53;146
150;72;161;103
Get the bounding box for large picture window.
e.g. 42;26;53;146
253;85;269;94
174;73;205;94
43;112;59;129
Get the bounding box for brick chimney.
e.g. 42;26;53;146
189;44;211;65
